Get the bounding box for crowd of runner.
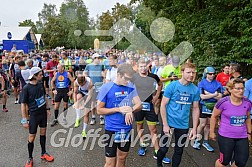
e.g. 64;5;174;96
0;48;251;167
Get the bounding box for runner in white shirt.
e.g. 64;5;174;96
106;54;118;83
73;71;93;139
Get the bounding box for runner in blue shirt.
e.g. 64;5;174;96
97;64;142;167
157;62;200;167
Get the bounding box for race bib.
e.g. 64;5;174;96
94;82;103;92
175;93;192;105
202;105;213;115
230;115;247;126
114;131;130;143
58;82;65;88
35;96;46;108
142;102;151;111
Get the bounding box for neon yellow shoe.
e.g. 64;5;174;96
82;130;87;139
74;119;81;128
69;99;74;105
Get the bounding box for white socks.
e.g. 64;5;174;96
76;109;81;120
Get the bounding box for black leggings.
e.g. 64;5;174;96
218;134;249;167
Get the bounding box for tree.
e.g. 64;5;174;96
38;3;58;27
19;19;38;34
130;0;252;78
42;17;66;49
59;0;92;49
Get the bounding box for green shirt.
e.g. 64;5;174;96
59;58;72;70
161;65;182;89
86;59;93;64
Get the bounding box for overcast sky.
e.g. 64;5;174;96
0;0;130;27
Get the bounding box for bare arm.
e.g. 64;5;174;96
213;93;223;100
132;95;142;112
209;107;222;140
192;101;200;132
153;80;162;103
21;103;28;119
68;72;75;89
246;111;251;142
84;81;93;106
160;76;174;82
160;96;169;126
51;73;56;89
73;81;78;103
0;77;5;91
200;91;218;100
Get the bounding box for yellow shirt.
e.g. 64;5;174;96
161;65;182;89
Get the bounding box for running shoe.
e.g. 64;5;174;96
15;100;19;104
138;147;147;156
74;119;81;128
41;152;54;162
202;142;214;152
82;130;87;139
90;117;96;125
3;108;8;112
46;94;52;99
100;117;105;125
193;140;201;150
25;158;33;167
51;119;58;127
153;153;171;164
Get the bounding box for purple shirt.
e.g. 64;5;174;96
215;96;252;138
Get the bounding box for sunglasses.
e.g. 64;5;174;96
207;73;215;75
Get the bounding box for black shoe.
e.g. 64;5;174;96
51;120;58;127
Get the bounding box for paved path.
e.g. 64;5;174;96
0;96;251;167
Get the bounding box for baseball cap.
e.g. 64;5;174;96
28;67;42;80
204;67;215;74
172;56;180;68
202;66;216;79
92;53;101;59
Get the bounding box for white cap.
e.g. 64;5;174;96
92;53;101;59
28;67;42;80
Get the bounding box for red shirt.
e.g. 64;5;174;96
216;72;231;86
46;60;58;78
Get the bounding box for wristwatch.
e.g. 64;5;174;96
21;118;27;124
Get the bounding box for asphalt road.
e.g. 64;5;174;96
0;96;251;167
